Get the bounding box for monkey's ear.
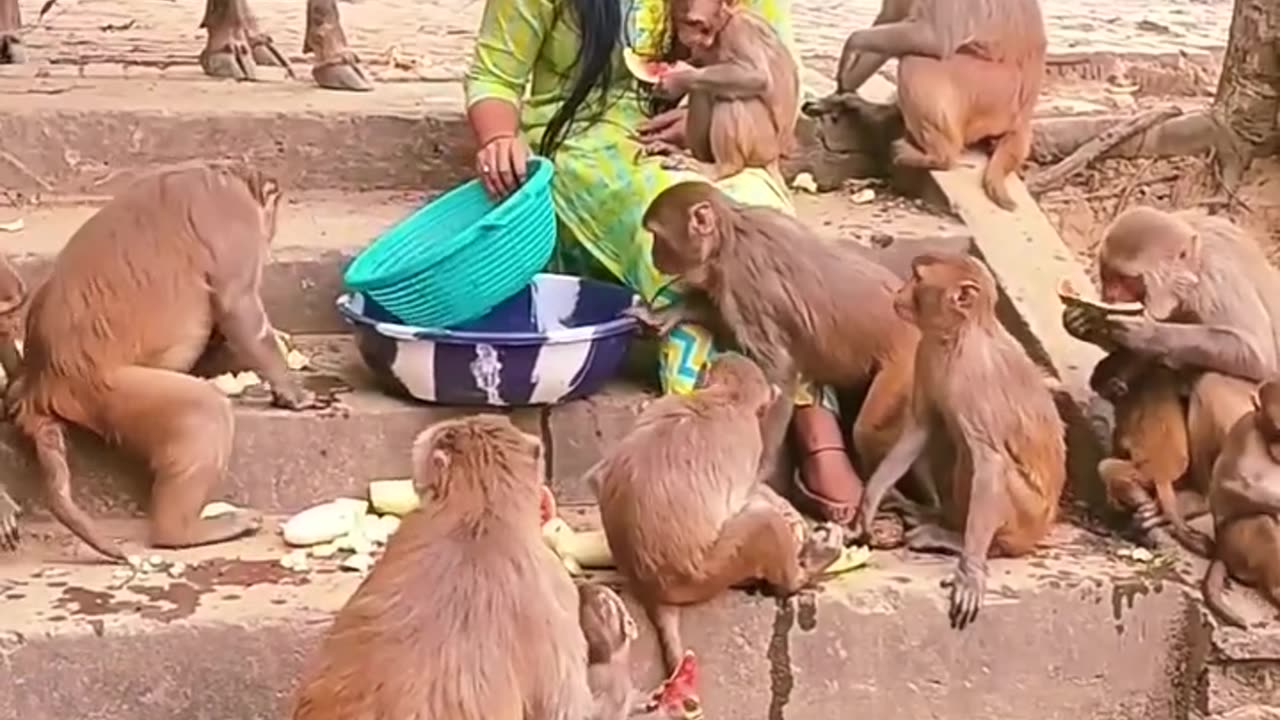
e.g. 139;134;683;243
689;201;717;258
1253;392;1263;413
1179;232;1201;264
952;280;981;311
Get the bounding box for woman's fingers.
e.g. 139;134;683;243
510;141;529;186
493;142;518;196
476;146;501;197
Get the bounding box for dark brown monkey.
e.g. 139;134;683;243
592;352;844;674
817;0;1046;211
28;0;368;90
1202;380;1280;628
290;415;594;720
1064;207;1280;512
10;162;318;562
579;583;640;720
643;0;800;183
0;251;25;551
853;253;1066;630
628;181;920;501
1092;351;1211;556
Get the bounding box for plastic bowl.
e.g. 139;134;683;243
336;273;640;406
342;156;556;329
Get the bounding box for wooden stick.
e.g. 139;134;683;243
1026;106;1185;194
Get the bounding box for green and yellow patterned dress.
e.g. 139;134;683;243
465;0;825;405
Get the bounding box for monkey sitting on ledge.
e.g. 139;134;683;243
0;250;25;552
9;161;319;562
853;253;1066;630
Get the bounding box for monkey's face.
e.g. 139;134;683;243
676;0;730;54
646;206;716;287
1100;210;1199;321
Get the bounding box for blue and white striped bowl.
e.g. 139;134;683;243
336;273;640;406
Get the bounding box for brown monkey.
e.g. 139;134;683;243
0;251;27;551
290;415;594;720
592;352;844;674
1064;207;1280;516
10;162;318;562
853;253;1066;630
27;0;368;90
1091;351;1211;556
628;181;920;504
579;583;641;720
643;0;800;183
820;0;1046;211
1202;380;1280;628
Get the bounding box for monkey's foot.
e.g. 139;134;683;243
800;522;845;575
313;52;372;92
890;138;954;171
151;509;264;549
942;564;986;630
0;489;20;551
1133;500;1167;532
904;523;965;556
0;33;25;64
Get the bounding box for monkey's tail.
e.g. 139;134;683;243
982;122;1030;212
12;399;125;562
1202;557;1248;629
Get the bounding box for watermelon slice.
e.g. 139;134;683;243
623;47;680;84
646;651;703;719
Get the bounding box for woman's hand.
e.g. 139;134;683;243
475;134;531;199
637;107;689;148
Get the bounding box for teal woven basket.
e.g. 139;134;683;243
343;156;557;329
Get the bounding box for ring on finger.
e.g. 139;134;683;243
481;164;492;174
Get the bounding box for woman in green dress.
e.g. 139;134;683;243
463;0;863;522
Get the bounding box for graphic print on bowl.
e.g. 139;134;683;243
337;274;641;407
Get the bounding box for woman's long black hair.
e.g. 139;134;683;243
538;0;624;158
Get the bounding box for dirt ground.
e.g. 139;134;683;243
12;0;1235;82
7;0;1271;262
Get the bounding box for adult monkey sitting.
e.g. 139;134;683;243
464;0;865;521
1066;207;1280;534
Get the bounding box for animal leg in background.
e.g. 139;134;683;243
303;0;372;91
834;0;908;94
0;0;22;64
199;0;292;81
0;252;26;551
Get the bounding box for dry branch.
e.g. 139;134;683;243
1025;106;1184;194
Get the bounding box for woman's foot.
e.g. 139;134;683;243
790;405;864;524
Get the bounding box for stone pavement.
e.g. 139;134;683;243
12;0;1234;83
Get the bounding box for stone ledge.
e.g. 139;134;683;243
0;521;1196;720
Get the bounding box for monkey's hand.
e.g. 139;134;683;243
654;67;695;100
271;382;322;411
1100;315;1159;352
941;559;986;630
0;489;20;551
622;300;686;337
1062;304;1113;348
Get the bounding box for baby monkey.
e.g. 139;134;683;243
645;0;800;182
1203;379;1280;628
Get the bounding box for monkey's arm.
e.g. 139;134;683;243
855;418;928;536
213;286;314;409
946;444;1005;629
1106;317;1271;381
840;21;966;60
681;62;770;98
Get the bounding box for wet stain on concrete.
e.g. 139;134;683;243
52;558;310;624
766;596;796;720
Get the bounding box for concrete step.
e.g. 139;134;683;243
0;73;836;196
0;333;654;526
2;190;972;335
0;517;1212;720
